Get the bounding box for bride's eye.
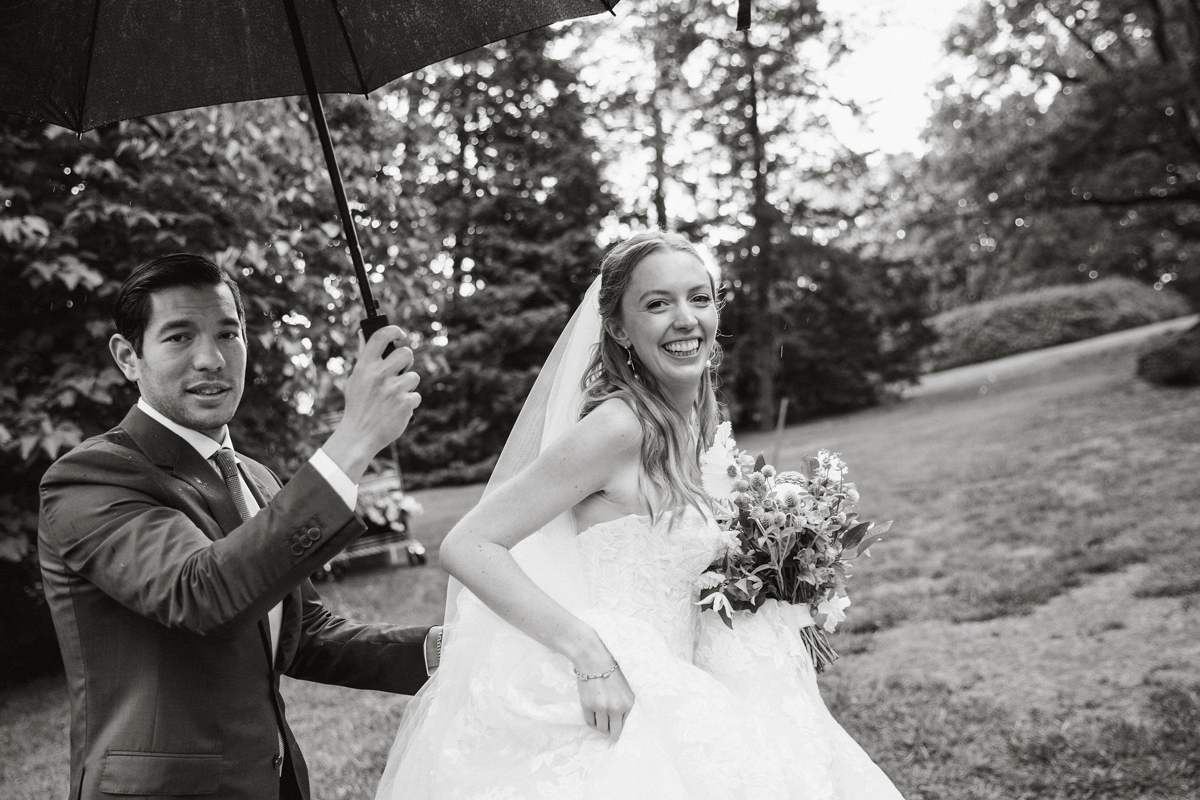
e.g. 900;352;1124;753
646;299;668;311
692;294;712;305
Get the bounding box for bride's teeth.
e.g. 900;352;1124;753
664;340;700;356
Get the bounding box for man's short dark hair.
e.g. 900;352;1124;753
114;254;246;355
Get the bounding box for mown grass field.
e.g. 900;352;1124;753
2;319;1198;799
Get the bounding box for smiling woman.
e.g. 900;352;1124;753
108;254;248;441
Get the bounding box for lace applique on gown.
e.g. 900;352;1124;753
376;508;904;800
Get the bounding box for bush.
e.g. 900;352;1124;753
0;556;61;687
1137;321;1200;388
924;278;1192;371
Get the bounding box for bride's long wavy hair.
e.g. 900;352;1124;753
580;230;723;520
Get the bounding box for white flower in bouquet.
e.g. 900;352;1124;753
816;594;852;632
715;529;741;558
701;421;740;502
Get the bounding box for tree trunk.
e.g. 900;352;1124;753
650;75;669;229
744;35;778;430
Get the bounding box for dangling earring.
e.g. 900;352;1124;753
625;346;638;378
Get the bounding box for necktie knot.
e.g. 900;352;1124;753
213;448;240;480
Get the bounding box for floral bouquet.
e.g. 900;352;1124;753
696;422;891;672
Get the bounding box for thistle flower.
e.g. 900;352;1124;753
772;483;804;511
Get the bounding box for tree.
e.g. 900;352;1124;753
898;0;1200;309
389;29;616;484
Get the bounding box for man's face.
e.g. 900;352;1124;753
110;284;246;441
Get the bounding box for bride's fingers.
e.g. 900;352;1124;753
608;711;624;741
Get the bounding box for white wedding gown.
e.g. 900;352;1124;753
377;507;905;799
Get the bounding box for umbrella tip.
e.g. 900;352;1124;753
601;0;616;15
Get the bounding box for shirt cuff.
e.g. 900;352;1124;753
309;448;358;511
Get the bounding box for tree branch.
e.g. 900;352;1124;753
1042;7;1116;73
1141;0;1176;64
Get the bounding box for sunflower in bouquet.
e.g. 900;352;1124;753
696;422;892;671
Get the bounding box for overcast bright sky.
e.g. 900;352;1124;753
822;0;975;156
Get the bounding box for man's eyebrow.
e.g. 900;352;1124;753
153;319;195;333
152;315;241;333
637;284;711;303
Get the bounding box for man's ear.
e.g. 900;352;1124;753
604;319;630;349
109;334;141;383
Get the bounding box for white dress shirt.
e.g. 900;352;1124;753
137;398;357;659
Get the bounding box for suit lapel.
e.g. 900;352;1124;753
120;407;244;536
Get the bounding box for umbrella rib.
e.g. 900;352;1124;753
77;0;107;131
330;1;370;96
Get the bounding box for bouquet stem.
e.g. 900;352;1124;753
800;626;839;673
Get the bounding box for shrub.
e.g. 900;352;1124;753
924;278;1192;371
1137;321;1200;388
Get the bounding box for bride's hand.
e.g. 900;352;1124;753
573;655;635;741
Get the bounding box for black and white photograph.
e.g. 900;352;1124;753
2;1;1198;798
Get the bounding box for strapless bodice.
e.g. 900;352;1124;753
576;507;722;659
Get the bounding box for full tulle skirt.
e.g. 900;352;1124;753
376;597;902;800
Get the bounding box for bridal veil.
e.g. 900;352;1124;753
375;277;603;798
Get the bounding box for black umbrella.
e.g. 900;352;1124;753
0;0;620;340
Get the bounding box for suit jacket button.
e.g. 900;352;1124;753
291;543;305;556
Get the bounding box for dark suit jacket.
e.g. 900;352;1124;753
38;406;430;800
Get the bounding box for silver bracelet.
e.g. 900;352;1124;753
573;662;620;681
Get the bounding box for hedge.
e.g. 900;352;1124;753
1138;322;1200;387
924;278;1192;372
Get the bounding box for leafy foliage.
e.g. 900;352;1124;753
1138;320;1200;387
894;0;1200;311
925;277;1191;370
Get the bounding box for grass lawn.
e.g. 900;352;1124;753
2;322;1198;799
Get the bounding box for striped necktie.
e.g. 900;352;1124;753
212;449;251;521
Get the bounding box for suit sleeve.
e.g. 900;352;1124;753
283;580;431;695
39;439;368;637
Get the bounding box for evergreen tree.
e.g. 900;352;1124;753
395;29;616;484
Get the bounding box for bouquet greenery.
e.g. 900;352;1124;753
697;422;891;672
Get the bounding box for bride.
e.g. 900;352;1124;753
376;230;905;799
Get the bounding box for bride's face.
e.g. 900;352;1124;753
609;249;718;394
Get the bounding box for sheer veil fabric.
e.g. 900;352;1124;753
375;278;603;798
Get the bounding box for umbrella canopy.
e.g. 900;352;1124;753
0;0;620;327
0;0;616;132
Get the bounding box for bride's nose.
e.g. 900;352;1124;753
673;306;697;329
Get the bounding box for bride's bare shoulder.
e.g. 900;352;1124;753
576;396;643;452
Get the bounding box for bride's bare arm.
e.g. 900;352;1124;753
438;399;640;738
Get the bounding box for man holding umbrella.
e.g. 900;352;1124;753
38;253;439;800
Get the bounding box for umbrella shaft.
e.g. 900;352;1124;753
281;0;379;319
